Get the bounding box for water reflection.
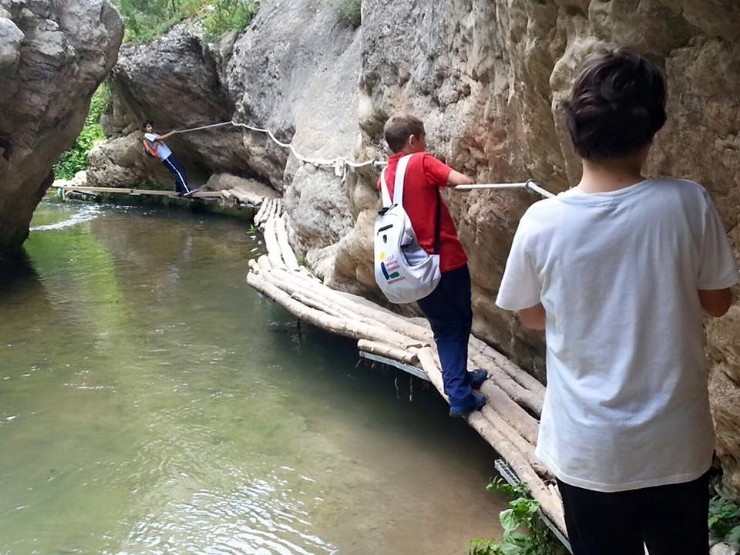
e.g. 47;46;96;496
0;201;505;554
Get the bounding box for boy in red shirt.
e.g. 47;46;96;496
380;114;487;417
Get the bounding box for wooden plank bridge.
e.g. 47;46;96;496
247;198;571;549
52;184;223;199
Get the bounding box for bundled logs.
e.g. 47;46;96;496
245;202;567;536
254;198;283;228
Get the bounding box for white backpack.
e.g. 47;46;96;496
374;154;442;304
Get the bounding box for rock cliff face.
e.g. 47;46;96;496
87;26;244;189
54;0;740;497
0;0;122;258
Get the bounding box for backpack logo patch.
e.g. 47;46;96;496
377;251;403;282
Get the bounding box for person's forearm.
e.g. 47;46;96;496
519;302;546;330
698;288;733;317
158;130;177;141
447;169;474;187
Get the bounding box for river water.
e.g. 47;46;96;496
0;201;506;554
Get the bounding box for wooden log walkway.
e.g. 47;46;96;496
52;184;223;199
246;198;568;537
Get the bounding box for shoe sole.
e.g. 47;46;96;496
449;397;486;418
469;370;488;389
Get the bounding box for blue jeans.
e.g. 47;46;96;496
416;264;473;406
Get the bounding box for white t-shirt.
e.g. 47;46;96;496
144;133;172;161
496;178;739;492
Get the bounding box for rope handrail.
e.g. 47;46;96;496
171;121;556;198
173;120;377;169
455;183;530;190
454;180;555;198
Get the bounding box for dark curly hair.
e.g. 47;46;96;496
564;48;666;160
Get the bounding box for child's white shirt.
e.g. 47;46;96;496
144;132;172;161
496;178;739;492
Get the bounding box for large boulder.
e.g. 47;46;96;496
0;0;122;258
87;133;172;188
93;0;362;257
223;0;362;255
88;25;248;189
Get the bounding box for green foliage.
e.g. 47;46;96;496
472;480;740;553
325;0;361;27
54;84;110;180
203;0;259;39
114;0;183;43
469;479;566;555
709;495;740;548
112;0;258;43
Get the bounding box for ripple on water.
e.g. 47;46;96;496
121;475;337;555
29;204;102;231
1;202;505;555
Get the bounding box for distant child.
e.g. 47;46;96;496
380;114;488;417
142;120;196;196
496;48;738;554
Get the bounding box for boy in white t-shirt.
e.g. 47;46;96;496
142;120;196;197
496;48;738;554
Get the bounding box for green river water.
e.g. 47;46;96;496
0;201;506;554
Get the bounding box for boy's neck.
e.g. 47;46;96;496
577;150;648;193
395;146;425;156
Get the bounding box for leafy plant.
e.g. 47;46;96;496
203;0;259;39
114;0;181;43
469;478;566;555
54;83;110;180
325;0;361;28
112;0;258;43
709;495;740;548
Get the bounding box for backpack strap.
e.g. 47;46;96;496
379;153;414;208
379;168;392;208
392;154;413;206
433;189;442;255
383;153;443;255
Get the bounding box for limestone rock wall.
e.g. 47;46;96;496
0;0;122;257
222;0;362;260
87;25;246;189
341;0;740;497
